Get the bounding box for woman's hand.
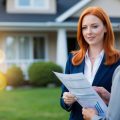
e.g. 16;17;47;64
82;108;98;120
93;86;110;104
63;92;76;105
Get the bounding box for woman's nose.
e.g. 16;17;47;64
87;27;92;34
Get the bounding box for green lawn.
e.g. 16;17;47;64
0;87;69;120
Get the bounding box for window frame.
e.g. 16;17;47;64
15;0;49;10
4;34;48;61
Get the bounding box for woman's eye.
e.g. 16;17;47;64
92;25;98;28
82;26;87;30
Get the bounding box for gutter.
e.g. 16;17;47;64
0;22;120;31
0;22;77;31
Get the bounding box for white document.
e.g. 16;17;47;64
54;72;107;117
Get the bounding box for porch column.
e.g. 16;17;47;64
56;28;67;71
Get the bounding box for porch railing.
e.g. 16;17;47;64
0;59;48;79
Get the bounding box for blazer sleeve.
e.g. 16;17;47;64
92;65;120;120
60;53;73;112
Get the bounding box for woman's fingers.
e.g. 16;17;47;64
63;92;75;99
63;92;76;105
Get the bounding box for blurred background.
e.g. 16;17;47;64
0;0;120;120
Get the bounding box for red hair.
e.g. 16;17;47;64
72;6;120;65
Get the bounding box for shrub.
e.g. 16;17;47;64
6;66;24;87
28;62;63;87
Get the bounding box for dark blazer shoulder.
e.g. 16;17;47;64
65;53;85;74
115;59;120;65
65;53;73;74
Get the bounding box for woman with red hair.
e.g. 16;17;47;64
60;6;120;120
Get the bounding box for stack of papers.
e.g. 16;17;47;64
54;72;107;117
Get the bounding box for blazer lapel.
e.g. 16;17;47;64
79;58;85;73
73;58;85;73
92;55;111;86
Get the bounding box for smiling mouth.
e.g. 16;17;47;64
87;37;95;40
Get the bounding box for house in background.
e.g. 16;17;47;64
0;0;120;77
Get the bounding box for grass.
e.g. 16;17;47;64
0;87;69;120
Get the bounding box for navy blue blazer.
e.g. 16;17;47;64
60;53;120;120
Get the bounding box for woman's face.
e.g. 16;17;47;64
82;14;106;47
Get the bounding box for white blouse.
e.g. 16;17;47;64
84;50;104;85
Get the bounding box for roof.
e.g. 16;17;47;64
0;0;120;31
0;0;80;22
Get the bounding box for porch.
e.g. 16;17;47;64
0;59;47;79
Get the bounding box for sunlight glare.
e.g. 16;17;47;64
0;73;7;90
0;50;5;63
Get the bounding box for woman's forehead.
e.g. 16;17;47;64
82;14;103;25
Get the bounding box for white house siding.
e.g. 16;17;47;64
74;0;120;17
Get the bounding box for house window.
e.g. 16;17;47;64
7;0;56;14
16;0;49;9
5;37;17;59
5;36;30;60
33;36;45;59
18;36;30;59
18;0;30;6
33;0;47;7
5;35;47;60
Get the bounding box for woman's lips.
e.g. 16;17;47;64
87;36;95;40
